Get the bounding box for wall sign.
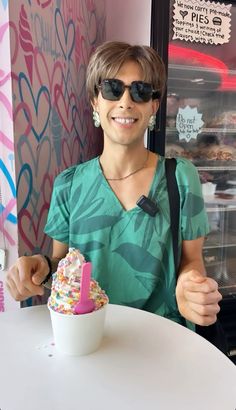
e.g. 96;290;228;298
173;0;232;44
176;106;204;142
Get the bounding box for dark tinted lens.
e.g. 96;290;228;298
131;81;153;102
101;79;124;101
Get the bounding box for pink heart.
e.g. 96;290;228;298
0;92;32;149
0;22;18;86
54;84;76;133
36;0;53;8
18;204;49;253
62;136;80;168
34;48;64;104
13;101;32;137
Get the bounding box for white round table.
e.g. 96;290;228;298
0;304;235;410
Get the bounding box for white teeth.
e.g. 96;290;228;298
114;117;135;124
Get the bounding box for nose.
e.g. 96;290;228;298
118;87;134;109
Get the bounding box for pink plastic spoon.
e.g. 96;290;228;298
74;262;95;314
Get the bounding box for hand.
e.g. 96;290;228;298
6;255;49;301
176;270;222;326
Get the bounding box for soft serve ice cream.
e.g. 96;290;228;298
48;248;109;355
48;248;108;315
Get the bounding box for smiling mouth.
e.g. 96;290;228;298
112;117;137;124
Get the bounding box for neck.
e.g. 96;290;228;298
99;147;149;181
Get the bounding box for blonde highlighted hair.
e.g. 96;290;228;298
86;41;166;102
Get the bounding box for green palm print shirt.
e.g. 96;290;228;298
44;155;209;329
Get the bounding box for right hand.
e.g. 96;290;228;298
6;255;49;301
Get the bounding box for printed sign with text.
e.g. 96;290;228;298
173;0;232;44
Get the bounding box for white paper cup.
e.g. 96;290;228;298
48;305;107;356
201;182;217;197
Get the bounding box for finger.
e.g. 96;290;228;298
188;301;221;318
182;306;218;326
17;258;45;295
17;256;34;282
5;277;32;301
183;278;219;294
191;312;218;326
8;267;44;300
32;260;49;285
19;281;45;297
183;289;222;305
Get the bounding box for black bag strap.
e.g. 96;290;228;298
165;158;179;273
165;158;228;355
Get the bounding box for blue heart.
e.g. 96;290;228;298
1;0;8;10
18;72;51;143
16;163;33;211
0;159;17;223
55;8;75;60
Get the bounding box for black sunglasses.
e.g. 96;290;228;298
97;79;160;103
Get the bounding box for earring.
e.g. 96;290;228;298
93;110;101;127
148;114;156;131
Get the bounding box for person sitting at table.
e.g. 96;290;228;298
6;41;222;330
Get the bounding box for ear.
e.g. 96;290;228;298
91;97;98;112
152;99;159;115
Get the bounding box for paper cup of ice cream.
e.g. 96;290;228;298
47;248;109;356
48;304;107;356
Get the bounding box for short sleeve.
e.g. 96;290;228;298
175;158;210;240
44;166;76;244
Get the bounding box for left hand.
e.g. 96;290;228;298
176;270;222;326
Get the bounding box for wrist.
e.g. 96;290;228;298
41;255;52;285
40;255;60;287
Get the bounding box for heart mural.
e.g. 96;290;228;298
55;7;75;60
18;72;51;143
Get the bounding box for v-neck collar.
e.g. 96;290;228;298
96;155;164;214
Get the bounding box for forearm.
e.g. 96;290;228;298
177;237;206;281
178;256;206;279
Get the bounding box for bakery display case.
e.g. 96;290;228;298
150;0;236;361
165;74;236;296
165;16;236;299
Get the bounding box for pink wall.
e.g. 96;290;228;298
0;0;106;311
0;1;18;311
106;0;151;44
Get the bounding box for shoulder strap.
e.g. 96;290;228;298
165;158;180;273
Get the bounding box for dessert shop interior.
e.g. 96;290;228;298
0;0;236;364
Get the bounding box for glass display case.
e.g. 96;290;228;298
165;1;236;299
150;0;236;361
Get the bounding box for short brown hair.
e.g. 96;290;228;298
86;41;166;102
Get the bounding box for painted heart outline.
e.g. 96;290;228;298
34;47;64;105
1;0;8;10
17;134;52;210
18;72;51;142
71;101;87;148
0;21;19;86
16;163;33;211
62;135;81;169
0;90;14;150
18;203;49;253
54;83;76;133
17;137;53;252
36;0;53;8
0;159;17;246
55;8;75;61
